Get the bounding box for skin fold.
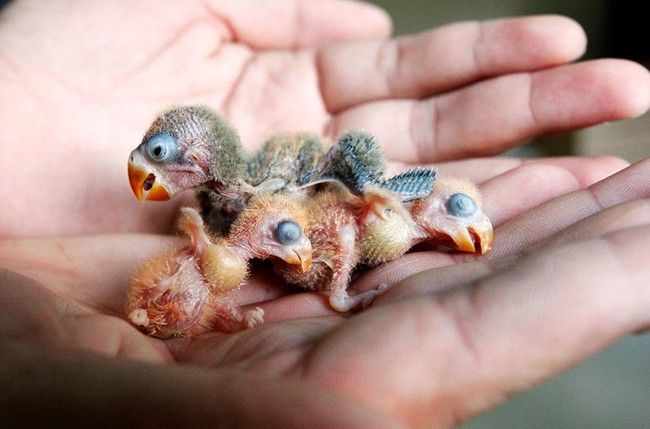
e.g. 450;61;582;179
0;0;649;427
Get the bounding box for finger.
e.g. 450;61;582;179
416;225;650;422
244;293;342;322
374;199;650;304
538;199;650;249
0;235;294;314
206;0;391;49
356;158;650;294
169;315;342;367
0;234;183;315
228;269;295;305
328;59;650;162
480;156;626;225
492;158;650;257
386;155;628;188
319;15;586;111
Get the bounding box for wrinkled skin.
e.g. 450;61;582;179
1;1;650;427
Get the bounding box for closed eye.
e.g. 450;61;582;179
275;220;302;245
446;193;478;218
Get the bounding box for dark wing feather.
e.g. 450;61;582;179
301;130;385;195
380;168;437;201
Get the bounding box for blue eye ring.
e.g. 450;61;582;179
275;220;302;245
446;193;477;218
145;133;178;162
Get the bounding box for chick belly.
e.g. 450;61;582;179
142;287;215;338
200;244;247;293
358;217;412;265
126;253;217;338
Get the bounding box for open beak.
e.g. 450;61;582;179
450;218;494;254
128;151;171;201
282;237;313;272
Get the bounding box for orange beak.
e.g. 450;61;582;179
127;151;171;201
475;225;494;254
450;219;494;254
282;237;313;272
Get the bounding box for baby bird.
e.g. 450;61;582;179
125;208;230;338
272;165;440;312
274;188;386;312
126;198;312;337
128;108;432;235
410;176;493;254
128;106;247;202
359;176;493;266
226;194;313;274
128;105;323;234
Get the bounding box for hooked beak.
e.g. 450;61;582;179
127;151;171;201
450;218;494;254
281;237;313;272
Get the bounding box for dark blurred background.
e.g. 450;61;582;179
369;0;650;162
368;1;650;428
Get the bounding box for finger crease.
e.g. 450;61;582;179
219;53;256;118
471;21;486;76
526;73;542;131
583;185;607;212
375;39;400;97
202;1;238;43
315;49;337;115
322;114;341;140
410;100;440;162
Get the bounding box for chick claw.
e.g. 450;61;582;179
243;307;265;328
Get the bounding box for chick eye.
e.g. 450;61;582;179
275;220;302;245
446;193;477;218
145;133;178;162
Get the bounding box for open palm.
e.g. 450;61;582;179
1;1;650;427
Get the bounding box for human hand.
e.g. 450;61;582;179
0;0;648;237
2;159;650;426
2;0;650;426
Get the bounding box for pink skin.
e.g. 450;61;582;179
0;1;649;426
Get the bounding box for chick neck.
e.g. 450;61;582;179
207;119;247;186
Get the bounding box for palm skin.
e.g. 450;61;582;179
1;0;650;427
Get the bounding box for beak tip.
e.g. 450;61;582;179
451;224;494;254
301;258;313;273
467;225;494;255
287;249;313;272
479;229;494;254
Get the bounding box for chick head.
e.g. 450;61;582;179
128;105;244;201
229;194;312;272
410;177;493;254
